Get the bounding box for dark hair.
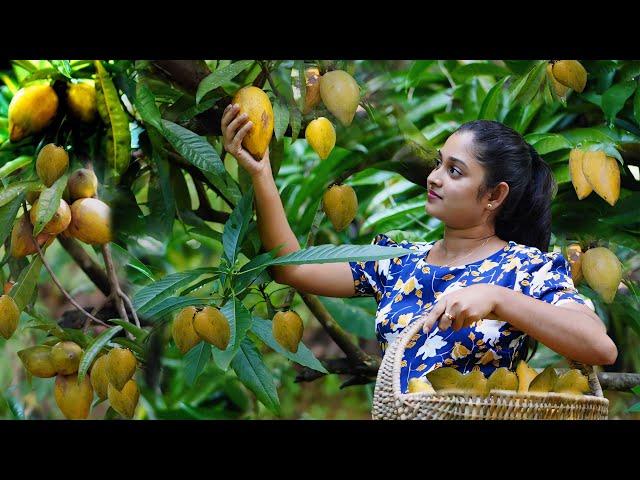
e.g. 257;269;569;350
456;120;557;252
455;120;558;362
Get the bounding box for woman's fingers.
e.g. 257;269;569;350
226;113;249;144
221;104;238;132
231;120;254;152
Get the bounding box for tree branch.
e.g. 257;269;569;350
101;244;136;339
298;291;377;368
57;235;111;296
193;178;231;224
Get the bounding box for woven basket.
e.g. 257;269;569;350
372;315;609;420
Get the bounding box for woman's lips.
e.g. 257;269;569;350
428;191;441;200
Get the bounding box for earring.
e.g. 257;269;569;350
487;203;493;209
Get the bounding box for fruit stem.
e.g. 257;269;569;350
257;60;281;99
22;203;110;328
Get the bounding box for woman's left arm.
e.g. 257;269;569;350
492;286;618;365
422;284;618;366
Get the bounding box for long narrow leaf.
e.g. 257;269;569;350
77;326;123;383
196;60;254;104
32;174;67;236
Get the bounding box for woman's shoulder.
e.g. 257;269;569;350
506;242;570;272
371;232;435;253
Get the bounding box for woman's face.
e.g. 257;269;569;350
426;130;498;229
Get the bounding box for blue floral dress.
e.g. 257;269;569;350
348;233;594;394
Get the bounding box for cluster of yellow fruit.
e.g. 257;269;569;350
546;60;588;99
408;361;590;397
569;148;620;207
11;143;111;259
172;305;231;354
8;81;97;143
17;342;139;419
565;244;622;304
172;306;304;355
231;67;361;234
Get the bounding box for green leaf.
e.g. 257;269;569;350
110;242;155;282
9;256;43;311
196;60;254;104
627;402;640;413
478;77;509;120
0;194;23;246
529;134;571;155
133;267;218;314
211;299;252;371
32;174;67;236
160;120;241;206
318;297;376;340
273;96;290;142
634;86;640;127
141;296;210;322
601;81;636;124
3;392;25;420
267;243;415;267
231;337;280;415
451;62;509;82
223;187;254;266
77;326;123;383
291;60;306;113
94;60;131;184
50;60;73;79
0;181;39;208
289;104;302;142
184;342;212;386
512;61;547;105
134;81;162;130
0;155;32;179
251;316;328;372
362;201;425;232
108;319;147;340
632;385;640;396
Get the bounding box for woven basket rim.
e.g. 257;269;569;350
399;388;610;406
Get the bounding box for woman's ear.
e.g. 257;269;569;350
487;182;509;209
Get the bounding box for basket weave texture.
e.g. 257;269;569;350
372;315;609;420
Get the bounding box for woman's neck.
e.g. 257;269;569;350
438;226;500;258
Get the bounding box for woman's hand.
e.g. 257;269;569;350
221;103;272;178
421;284;504;333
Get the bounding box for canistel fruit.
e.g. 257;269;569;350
8;84;59;142
232;86;274;159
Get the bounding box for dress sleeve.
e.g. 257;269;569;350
349;233;403;298
518;250;595;311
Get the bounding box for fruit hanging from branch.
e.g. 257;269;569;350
30;198;72;235
272;310;304;353
551;60;587;93
50;341;83;375
18;346;57;378
54;373;93;420
172;306;202;354
305;117;336;160
303;67;322;114
319;70;360;126
582;246;622;304
67;168;98;200
66;82;98;123
106;347;137;391
10;215;55;258
581;150;620;207
108;380;140;419
36;144;69;187
322;184;358;232
67;198;112;245
193;306;231;351
568;149;592;200
8;84;59;142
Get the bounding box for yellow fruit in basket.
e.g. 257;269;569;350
553;369;590;395
322;184;358;232
457;370;489;396
581;150;620;206
582;246;622;304
487;367;519;392
408;377;436;394
305;117;336;160
552;60;587;93
426;367;463;390
319;70;360;126
8;84;59;142
232;86;274;159
568;149;592;200
516;360;539;393
528;366;558;393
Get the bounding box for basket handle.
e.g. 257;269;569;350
374;313;606;402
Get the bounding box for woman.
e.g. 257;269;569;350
221;105;618;394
